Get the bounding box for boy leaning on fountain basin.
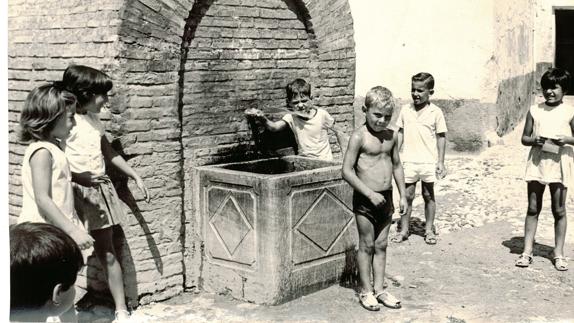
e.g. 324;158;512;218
244;78;348;161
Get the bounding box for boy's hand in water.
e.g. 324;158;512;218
399;196;408;215
244;108;265;118
69;229;94;250
368;191;386;208
74;171;106;187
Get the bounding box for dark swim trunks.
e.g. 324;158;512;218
353;190;394;224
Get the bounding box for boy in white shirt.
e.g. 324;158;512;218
392;72;447;245
245;78;347;160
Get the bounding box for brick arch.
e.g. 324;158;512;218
176;0;321;296
7;0;355;306
178;0;320;167
164;0;356;295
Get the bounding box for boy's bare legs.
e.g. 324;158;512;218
355;215;376;293
523;181;544;256
372;215;392;293
91;227;129;318
549;183;567;258
421;181;436;236
394;183;416;241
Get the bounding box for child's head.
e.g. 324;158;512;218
541;68;570;105
363;86;394;131
411;72;435;107
286;78;314;118
19;83;77;142
10;222;84;318
62;65;113;114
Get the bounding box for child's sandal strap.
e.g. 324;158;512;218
358;292;380;311
515;253;533;267
375;291;402;309
553;256;569;271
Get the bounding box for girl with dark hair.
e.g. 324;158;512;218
62;65;150;322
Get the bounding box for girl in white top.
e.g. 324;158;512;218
62;65;150;322
18;83;94;251
517;68;574;271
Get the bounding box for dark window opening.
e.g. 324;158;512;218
555;9;574;95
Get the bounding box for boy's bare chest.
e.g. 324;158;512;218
362;135;394;155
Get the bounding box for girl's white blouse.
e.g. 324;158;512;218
65;112;106;176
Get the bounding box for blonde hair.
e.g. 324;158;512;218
19;83;77;142
364;86;394;110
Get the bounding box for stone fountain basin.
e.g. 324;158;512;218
193;156;357;304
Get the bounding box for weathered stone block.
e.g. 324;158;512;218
196;156;357;304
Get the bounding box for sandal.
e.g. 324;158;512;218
112;310;131;323
553;256;569;271
375;291;402;309
391;231;409;243
424;232;437;245
515;253;533;267
358;292;380;311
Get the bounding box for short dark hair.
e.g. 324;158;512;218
541;68;571;93
62;65;113;107
286;78;311;103
412;72;435;90
10;222;84;310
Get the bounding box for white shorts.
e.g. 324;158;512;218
403;162;436;184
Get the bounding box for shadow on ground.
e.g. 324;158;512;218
502;236;555;262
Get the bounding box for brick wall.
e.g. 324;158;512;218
179;0;355;290
8;0;355;306
110;0;194;304
181;0;315;168
8;0;123;223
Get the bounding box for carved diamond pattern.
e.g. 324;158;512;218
210;196;252;256
295;190;354;252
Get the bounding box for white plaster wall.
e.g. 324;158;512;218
534;0;574;65
348;0;496;101
487;0;535;87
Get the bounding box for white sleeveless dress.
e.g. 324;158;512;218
524;102;574;188
19;141;84;229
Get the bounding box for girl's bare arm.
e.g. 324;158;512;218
29;149;94;249
521;112;544;146
556;116;574;146
101;136;150;202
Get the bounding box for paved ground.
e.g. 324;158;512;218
78;123;574;323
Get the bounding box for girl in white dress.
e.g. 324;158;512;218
517;68;574;271
19;83;95;322
19;83;94;251
62;65;150;322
